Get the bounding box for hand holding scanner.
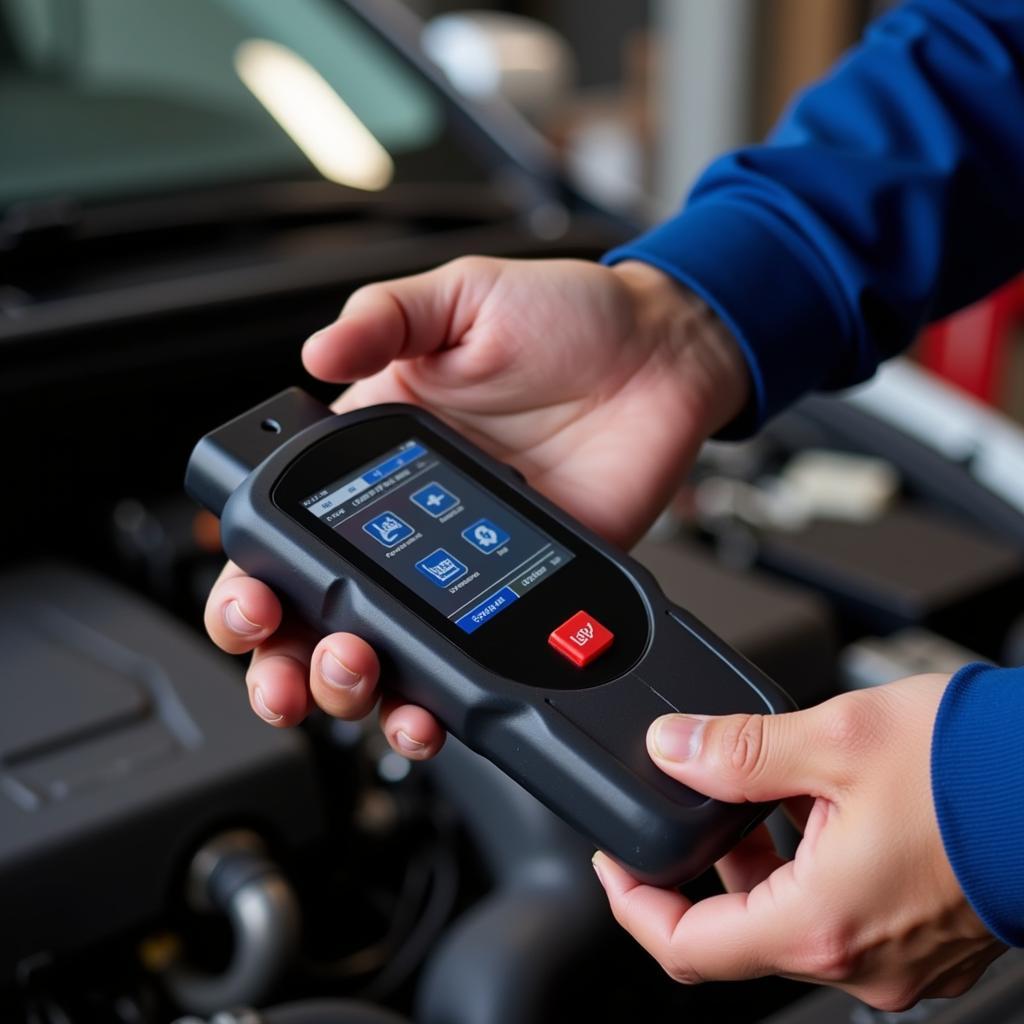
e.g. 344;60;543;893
186;388;794;886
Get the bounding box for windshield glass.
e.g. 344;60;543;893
0;0;491;210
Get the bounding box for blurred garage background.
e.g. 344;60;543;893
2;2;1024;1023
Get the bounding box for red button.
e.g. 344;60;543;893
548;611;614;667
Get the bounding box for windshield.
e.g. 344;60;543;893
0;0;492;210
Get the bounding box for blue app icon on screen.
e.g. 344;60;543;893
461;518;510;554
363;511;414;548
415;548;468;587
410;481;459;517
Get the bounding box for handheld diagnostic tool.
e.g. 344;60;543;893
187;388;794;885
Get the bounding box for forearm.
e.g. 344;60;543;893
607;0;1024;434
610;260;751;440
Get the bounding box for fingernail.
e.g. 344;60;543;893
224;600;262;636
591;851;608;886
651;714;706;762
320;651;361;690
304;327;328;346
253;686;283;723
395;730;426;754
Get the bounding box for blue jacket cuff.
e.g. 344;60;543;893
603;201;850;438
932;663;1024;947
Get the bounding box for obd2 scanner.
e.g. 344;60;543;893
187;388;794;885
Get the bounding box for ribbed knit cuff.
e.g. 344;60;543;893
603;201;849;438
932;663;1024;947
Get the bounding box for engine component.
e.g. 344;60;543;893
752;504;1024;655
162;830;301;1015
175;999;411;1024
839;628;987;691
0;564;324;980
779;449;900;523
416;738;609;1024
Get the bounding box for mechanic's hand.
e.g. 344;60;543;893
592;674;1005;1011
204;256;749;753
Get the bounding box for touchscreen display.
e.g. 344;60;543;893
300;439;574;633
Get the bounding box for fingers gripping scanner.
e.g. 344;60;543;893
187;388;794;886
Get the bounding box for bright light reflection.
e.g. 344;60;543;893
235;38;394;192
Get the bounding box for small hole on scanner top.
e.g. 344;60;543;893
261;418;282;434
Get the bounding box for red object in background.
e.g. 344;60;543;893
919;276;1024;405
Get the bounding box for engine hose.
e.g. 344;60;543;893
175;1000;411;1024
258;1000;411;1024
416;739;611;1024
162;830;301;1015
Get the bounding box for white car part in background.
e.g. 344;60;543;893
845;358;1024;517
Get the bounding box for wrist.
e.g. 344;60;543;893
611;260;751;437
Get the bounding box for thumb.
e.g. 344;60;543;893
302;256;499;383
647;702;854;804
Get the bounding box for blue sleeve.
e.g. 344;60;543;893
604;0;1024;435
932;664;1024;947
